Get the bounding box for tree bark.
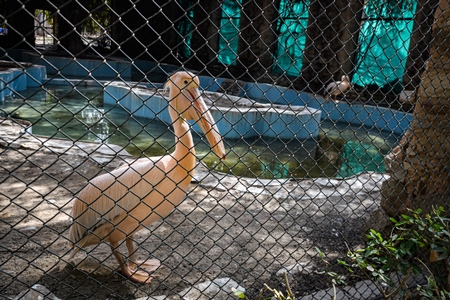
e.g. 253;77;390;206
2;0;35;50
381;0;449;216
237;0;281;81
337;0;364;80
190;0;222;67
402;0;440;90
301;0;363;93
55;0;89;55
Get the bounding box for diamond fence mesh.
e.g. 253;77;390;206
0;0;449;299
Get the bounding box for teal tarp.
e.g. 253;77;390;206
273;0;309;76
352;0;417;90
218;1;241;65
177;0;309;72
177;0;416;87
218;0;310;70
177;0;241;64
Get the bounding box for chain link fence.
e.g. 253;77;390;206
0;0;448;299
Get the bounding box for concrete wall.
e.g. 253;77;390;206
0;62;46;100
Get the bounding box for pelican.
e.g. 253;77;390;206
325;75;351;102
68;71;226;284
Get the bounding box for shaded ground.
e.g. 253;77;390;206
0;118;384;299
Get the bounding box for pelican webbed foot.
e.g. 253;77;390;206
119;258;161;284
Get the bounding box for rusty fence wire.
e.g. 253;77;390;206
0;0;448;299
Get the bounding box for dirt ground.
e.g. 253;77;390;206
0;118;382;299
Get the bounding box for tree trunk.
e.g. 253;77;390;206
190;0;222;67
110;0;178;62
3;0;35;50
237;0;281;81
56;0;89;55
402;0;440;90
301;0;363;93
381;0;449;216
337;0;364;80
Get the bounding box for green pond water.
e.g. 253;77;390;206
0;85;401;179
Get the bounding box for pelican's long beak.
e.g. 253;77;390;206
185;88;226;160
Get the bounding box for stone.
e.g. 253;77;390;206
380;178;409;217
178;278;245;300
135;295;174;300
13;284;60;300
364;208;392;235
276;262;315;276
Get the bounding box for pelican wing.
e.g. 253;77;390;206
69;158;167;244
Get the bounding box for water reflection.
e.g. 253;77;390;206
80;107;110;143
0;85;401;179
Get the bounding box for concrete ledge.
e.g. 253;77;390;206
22;52;132;80
0;70;14;97
204;79;412;136
20;52;191;82
104;82;322;140
0;61;46;99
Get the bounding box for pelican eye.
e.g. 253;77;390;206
183;80;189;85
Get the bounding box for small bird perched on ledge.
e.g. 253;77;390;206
325;75;351;102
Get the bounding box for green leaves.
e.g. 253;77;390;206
260;207;450;300
344;206;450;299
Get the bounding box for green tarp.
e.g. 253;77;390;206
178;0;416;88
218;0;241;65
352;0;417;91
272;0;309;76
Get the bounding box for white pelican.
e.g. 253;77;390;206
68;71;226;283
325;75;351;102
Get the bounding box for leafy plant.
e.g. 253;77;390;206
234;207;450;300
394;207;450;299
315;247;347;300
416;258;450;300
339;206;450;299
316;247;347;284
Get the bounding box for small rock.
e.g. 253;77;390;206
135;295;171;300
276;262;314;276
18;226;38;232
363;207;392;235
90;156;113;166
298;273;426;300
297;280;380;300
14;284;60;300
179;278;244;300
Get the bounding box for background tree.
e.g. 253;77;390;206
237;0;282;81
190;0;222;68
55;0;90;55
381;0;449;216
1;0;35;50
301;0;364;92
